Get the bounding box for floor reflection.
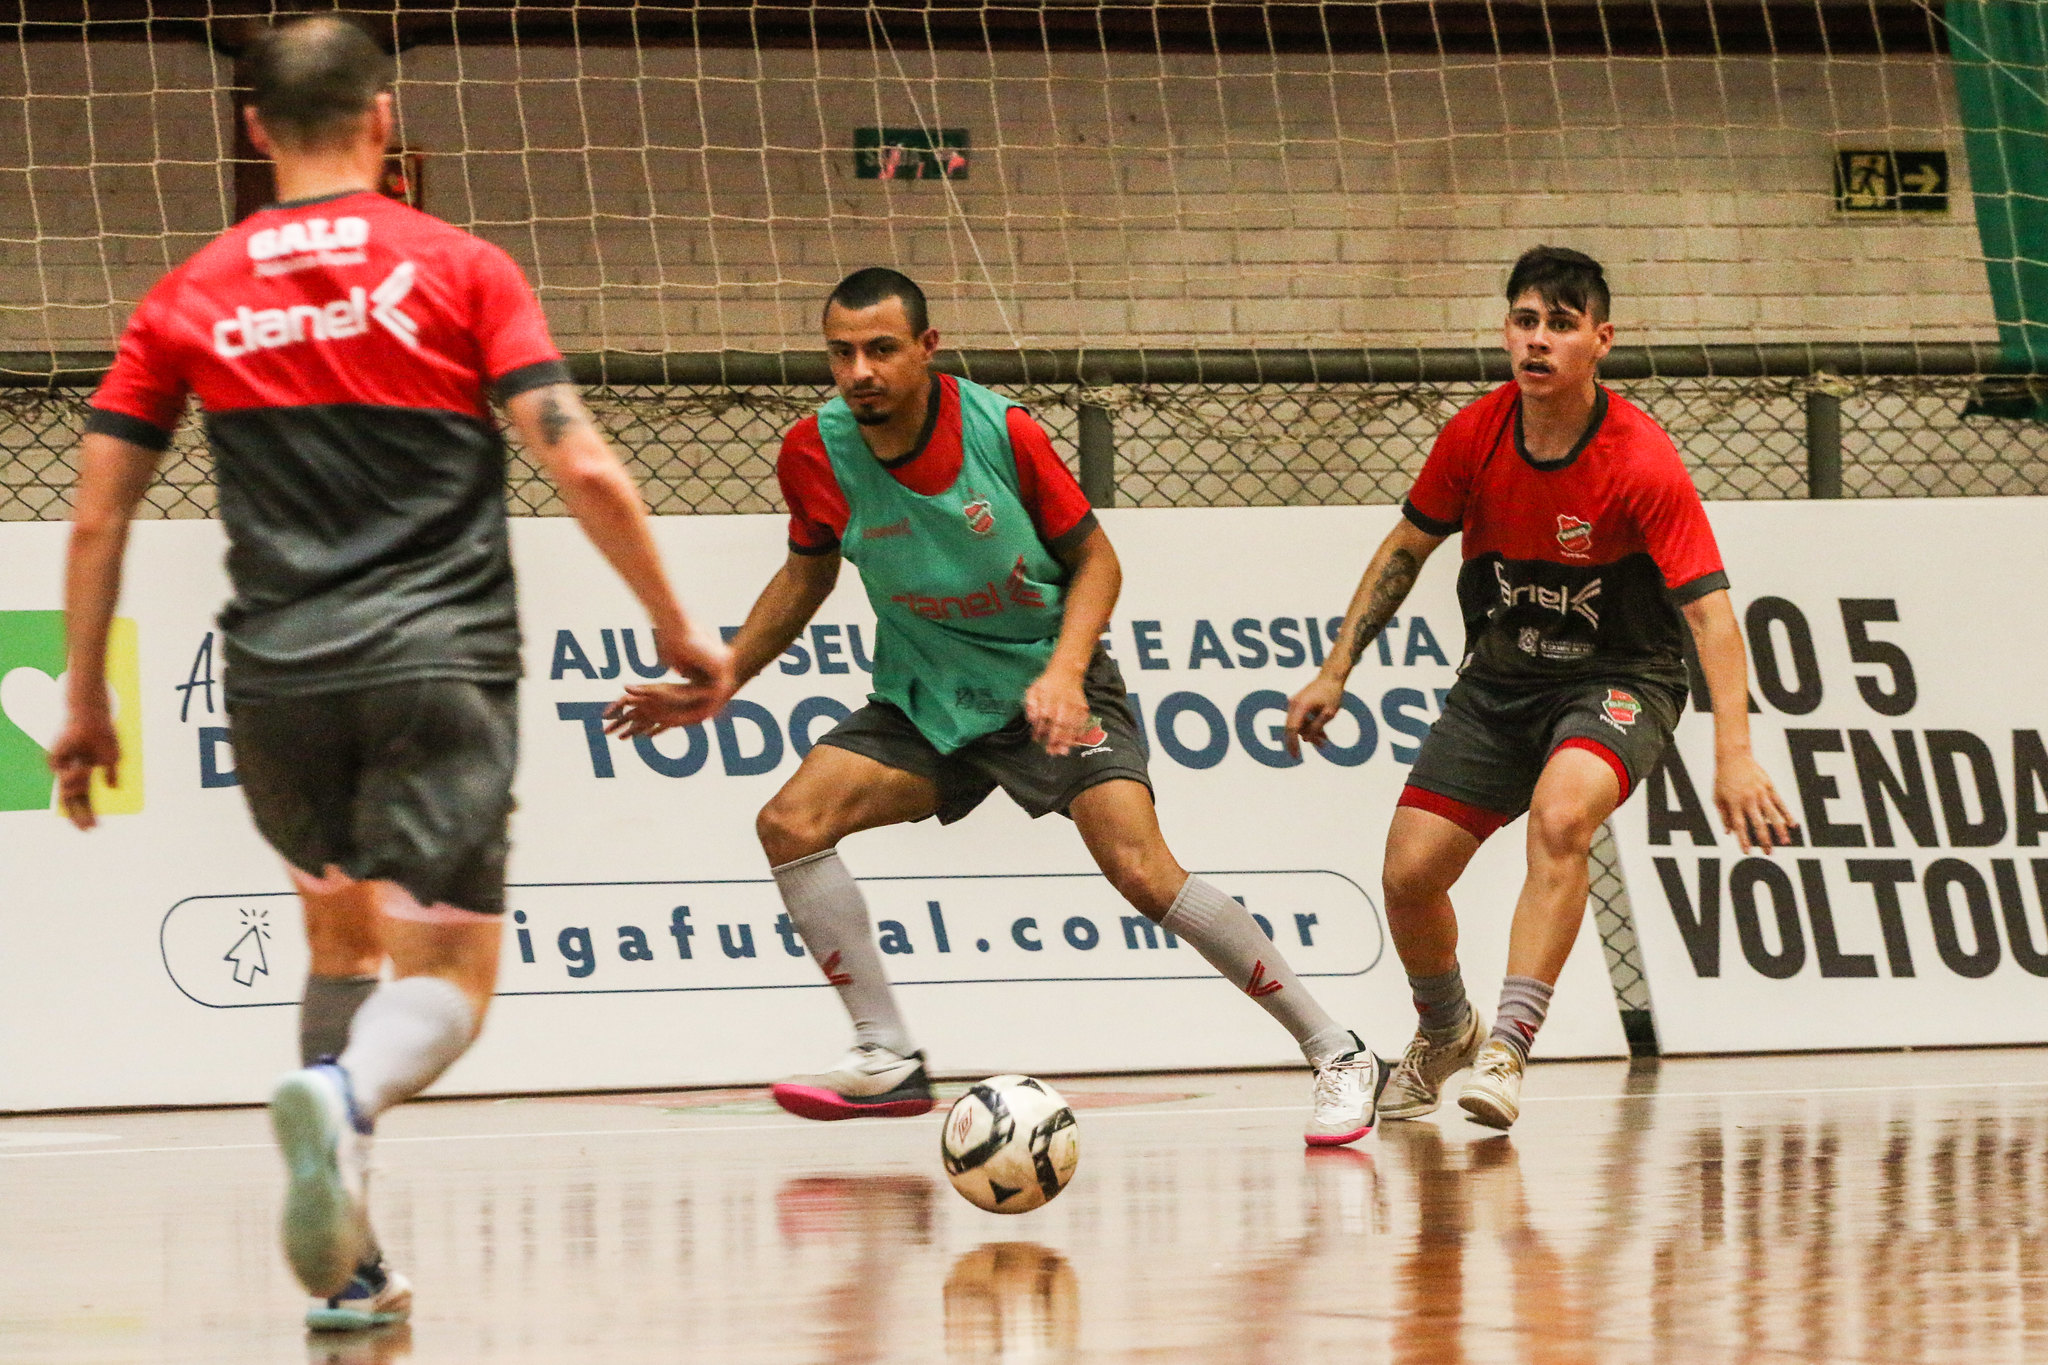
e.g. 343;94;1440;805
943;1243;1080;1363
776;1174;937;1364
304;1323;411;1365
5;1053;2046;1362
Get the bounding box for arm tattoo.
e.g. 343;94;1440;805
1348;547;1420;666
536;391;577;448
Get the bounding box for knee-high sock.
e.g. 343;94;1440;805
1489;975;1554;1062
772;850;914;1055
1160;876;1356;1067
338;976;475;1122
300;973;379;1065
302;972;385;1269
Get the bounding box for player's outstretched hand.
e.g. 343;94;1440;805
660;625;736;709
1024;665;1090;757
1715;751;1798;854
604;628;736;737
1284;676;1345;759
47;709;119;831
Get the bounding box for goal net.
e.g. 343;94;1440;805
0;1;2015;361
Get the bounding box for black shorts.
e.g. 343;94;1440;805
229;679;518;914
1405;673;1682;830
817;648;1152;825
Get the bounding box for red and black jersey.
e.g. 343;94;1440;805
1403;383;1727;693
88;188;566;699
777;374;1097;560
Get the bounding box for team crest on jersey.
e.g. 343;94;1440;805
1600;688;1641;731
1556;514;1593;559
962;497;996;537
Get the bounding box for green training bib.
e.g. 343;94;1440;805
817;377;1067;753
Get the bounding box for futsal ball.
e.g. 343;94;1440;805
940;1075;1079;1214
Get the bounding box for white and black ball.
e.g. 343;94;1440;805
940;1075;1079;1214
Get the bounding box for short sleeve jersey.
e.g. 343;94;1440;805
776;374;1097;560
89;188;567;700
1403;383;1727;693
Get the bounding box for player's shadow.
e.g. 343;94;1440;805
944;1241;1080;1363
775;1173;938;1363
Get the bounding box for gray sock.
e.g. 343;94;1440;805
1489;975;1555;1062
771;850;915;1056
337;976;476;1122
300;973;379;1065
1408;967;1473;1039
1160;876;1355;1067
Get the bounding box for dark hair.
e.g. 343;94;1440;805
1505;246;1610;323
824;267;929;335
246;16;393;150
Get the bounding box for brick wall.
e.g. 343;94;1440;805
1;38;1997;352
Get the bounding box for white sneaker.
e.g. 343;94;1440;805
1304;1034;1390;1147
306;1262;412;1332
1457;1038;1526;1130
770;1043;935;1121
1379;1009;1487;1121
270;1064;371;1297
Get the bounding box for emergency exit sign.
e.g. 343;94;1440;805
1835;150;1949;213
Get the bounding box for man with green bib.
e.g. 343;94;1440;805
607;268;1386;1146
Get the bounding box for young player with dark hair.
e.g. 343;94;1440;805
49;14;732;1329
607;266;1391;1147
1285;246;1794;1129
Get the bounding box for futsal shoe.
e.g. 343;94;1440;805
1458;1038;1526;1130
269;1063;371;1297
771;1043;936;1121
1304;1034;1391;1147
1379;1008;1488;1121
306;1261;412;1333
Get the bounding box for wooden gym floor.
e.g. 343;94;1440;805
2;1048;2042;1364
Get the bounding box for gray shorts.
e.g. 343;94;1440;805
1406;672;1683;818
228;678;518;914
818;648;1152;824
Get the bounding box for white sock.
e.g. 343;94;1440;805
1160;876;1357;1067
337;976;475;1122
772;850;915;1056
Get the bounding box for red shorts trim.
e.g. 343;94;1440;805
1397;785;1514;842
1552;736;1631;801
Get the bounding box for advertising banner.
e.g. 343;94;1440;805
0;507;1627;1112
1609;498;2048;1054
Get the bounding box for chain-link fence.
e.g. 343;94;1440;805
8;369;2046;523
6;355;2046;1053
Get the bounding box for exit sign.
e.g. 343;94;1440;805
854;128;969;181
1835;150;1949;213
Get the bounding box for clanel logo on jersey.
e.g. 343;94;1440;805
212;261;419;359
1493;560;1601;627
247;216;371;276
1556;514;1593;559
890;556;1051;621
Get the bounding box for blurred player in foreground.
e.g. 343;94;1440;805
50;15;731;1329
1286;246;1793;1129
607;267;1388;1146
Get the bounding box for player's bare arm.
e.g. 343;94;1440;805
49;431;164;830
1681;588;1797;855
606;548;840;738
508;382;732;716
1025;525;1120;756
1284;518;1444;758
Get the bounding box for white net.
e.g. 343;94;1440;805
0;2;2006;358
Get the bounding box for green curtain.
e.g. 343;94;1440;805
1950;0;2048;379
